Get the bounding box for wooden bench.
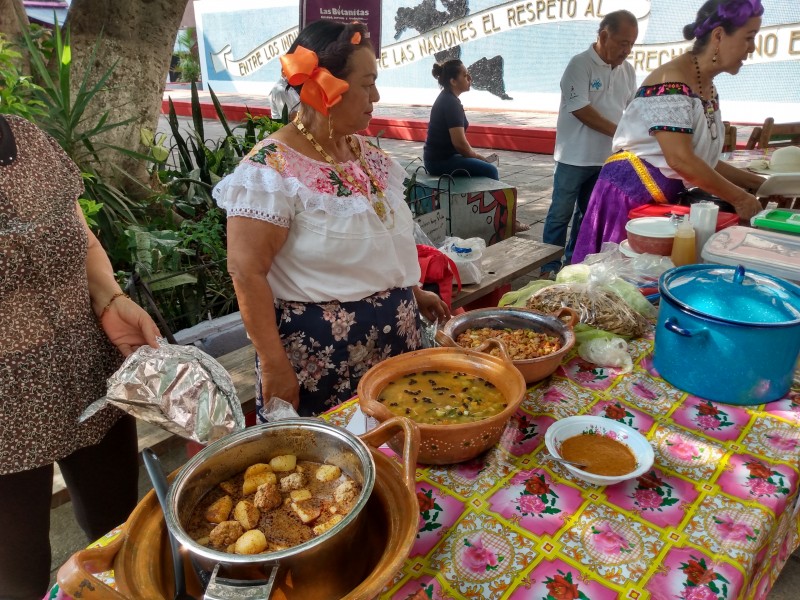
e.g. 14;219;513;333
51;345;258;509
451;236;563;309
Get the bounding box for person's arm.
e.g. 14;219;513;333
654;131;762;220
571;104;618;138
226;216;300;409
715;160;766;194
448;126;488;161
81;204;160;356
412;286;451;323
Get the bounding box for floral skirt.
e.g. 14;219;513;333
255;287;422;419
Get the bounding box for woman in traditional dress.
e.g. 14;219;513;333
572;0;766;263
214;20;450;418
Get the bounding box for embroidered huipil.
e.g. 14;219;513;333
213;136;421;302
612;82;724;182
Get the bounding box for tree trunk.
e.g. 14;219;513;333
66;0;189;194
0;0;29;75
0;0;30;46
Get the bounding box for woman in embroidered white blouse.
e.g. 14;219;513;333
573;0;766;263
213;20;449;418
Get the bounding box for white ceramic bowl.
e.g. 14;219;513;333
544;415;654;486
625;217;677;255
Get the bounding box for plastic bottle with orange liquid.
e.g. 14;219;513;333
670;219;696;267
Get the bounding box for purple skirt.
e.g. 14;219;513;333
572;154;686;264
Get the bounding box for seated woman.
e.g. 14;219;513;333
424;59;529;231
572;0;765;263
423;59;498;180
214;20;449;418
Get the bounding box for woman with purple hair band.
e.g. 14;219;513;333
572;0;766;263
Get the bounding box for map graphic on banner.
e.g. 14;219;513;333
195;0;800;120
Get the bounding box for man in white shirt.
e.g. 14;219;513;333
541;11;639;276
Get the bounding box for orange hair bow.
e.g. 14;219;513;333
280;46;349;116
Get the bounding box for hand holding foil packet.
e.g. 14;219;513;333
81;339;245;443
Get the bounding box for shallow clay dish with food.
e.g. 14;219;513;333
358;343;526;465
544;415;654;486
438;306;578;384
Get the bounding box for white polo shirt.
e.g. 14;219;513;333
554;44;637;167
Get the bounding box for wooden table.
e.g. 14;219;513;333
451;236;563;309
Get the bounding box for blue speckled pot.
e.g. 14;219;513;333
654;265;800;405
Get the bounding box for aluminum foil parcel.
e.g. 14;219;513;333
81;340;245;443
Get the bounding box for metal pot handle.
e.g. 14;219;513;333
664;317;706;338
56;533;128;599
204;563;279;600
553;306;579;330
360;417;420;495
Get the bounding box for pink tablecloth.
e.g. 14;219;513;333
51;336;800;600
322;336;800;600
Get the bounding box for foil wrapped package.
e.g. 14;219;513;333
81;340;245;443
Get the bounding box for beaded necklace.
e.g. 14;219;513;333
292;116;395;228
692;54;718;140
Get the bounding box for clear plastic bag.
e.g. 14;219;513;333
527;283;651;337
578;337;633;373
439;236;486;284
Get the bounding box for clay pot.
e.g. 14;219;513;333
56;418;420;600
437;306;578;384
358;343;526;465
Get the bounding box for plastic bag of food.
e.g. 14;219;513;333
526;282;651;338
578;337;633;373
80;339;245;444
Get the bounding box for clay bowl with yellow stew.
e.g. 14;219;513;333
437;306;579;384
358;341;526;465
544;415;654;486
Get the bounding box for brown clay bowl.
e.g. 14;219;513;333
437;306;578;384
358;343;526;465
56;418;420;600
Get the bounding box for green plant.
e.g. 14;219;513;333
78;197;103;228
174;28;201;83
158;82;283;218
0;34;47;121
19;20;143;241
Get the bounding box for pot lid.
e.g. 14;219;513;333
660;265;800;325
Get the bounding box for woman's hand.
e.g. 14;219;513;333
733;192;763;221
414;288;451;323
260;357;301;410
100;296;160;357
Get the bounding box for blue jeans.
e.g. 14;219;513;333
424;154;499;180
541;162;601;272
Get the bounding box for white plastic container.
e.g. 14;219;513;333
701;226;800;283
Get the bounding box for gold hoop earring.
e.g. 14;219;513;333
328;115;334;140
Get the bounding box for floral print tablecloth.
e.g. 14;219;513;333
50;337;800;600
322;337;800;600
